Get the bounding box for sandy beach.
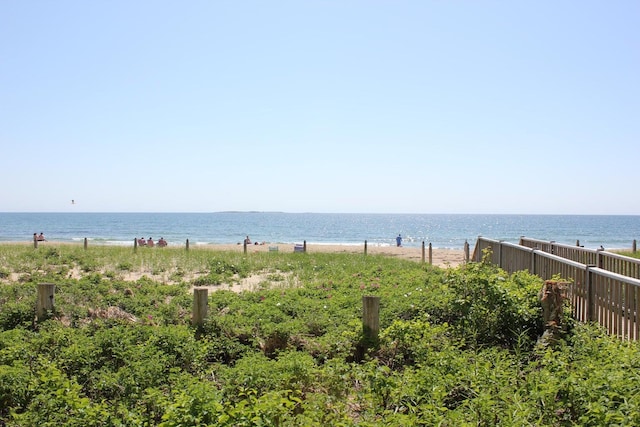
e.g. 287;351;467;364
205;242;466;267
5;240;467;268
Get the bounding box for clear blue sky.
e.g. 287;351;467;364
1;1;638;214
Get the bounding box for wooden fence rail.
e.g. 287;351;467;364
473;237;640;341
519;236;640;279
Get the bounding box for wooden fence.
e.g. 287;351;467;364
519;237;640;279
473;237;640;341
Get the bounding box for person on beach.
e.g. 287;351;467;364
147;237;155;247
157;237;167;247
37;232;46;242
137;237;147;246
396;234;402;247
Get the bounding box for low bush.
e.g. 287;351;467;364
0;244;638;425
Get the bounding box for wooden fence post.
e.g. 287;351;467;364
33;234;38;249
596;247;604;268
576;240;580;247
362;295;380;346
243;240;247;254
192;287;208;328
303;240;307;253
421;241;425;264
531;249;536;275
586;265;597;322
134;238;138;253
186;239;190;251
37;283;55;321
633;240;637;253
84;237;88;250
428;243;433;265
464;240;470;263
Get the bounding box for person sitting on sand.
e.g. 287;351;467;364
147;237;154;247
37;232;46;242
137;237;147;246
157;237;167;247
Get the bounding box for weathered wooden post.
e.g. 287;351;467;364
538;280;568;346
37;283;55;321
362;295;380;347
364;240;367;256
576;239;580;247
596;245;604;268
464;240;470;263
421;241;425;264
428;243;433;265
84;237;88;250
192;287;208;328
33;233;38;249
134;237;138;253
186;238;190;251
243;240;247;254
633;239;637;253
303;240;307;253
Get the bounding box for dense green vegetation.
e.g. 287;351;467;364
1;244;639;426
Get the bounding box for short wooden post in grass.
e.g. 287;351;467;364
421;241;425;264
84;237;88;250
33;234;38;249
364;240;368;256
37;283;55;321
464;240;470;263
186;239;190;251
243;240;247;254
362;295;380;347
633;239;637;253
428;243;433;265
134;237;138;253
192;287;208;328
303;240;307;253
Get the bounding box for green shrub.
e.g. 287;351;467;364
0;299;34;330
0;244;638;425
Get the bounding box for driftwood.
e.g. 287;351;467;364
88;306;138;323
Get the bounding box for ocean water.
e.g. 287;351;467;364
1;212;639;250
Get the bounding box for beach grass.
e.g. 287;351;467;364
1;243;639;425
616;250;640;259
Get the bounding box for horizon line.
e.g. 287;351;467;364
1;211;639;216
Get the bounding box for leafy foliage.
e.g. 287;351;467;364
0;244;638;425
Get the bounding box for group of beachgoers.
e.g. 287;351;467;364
241;236;266;246
137;237;167;247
